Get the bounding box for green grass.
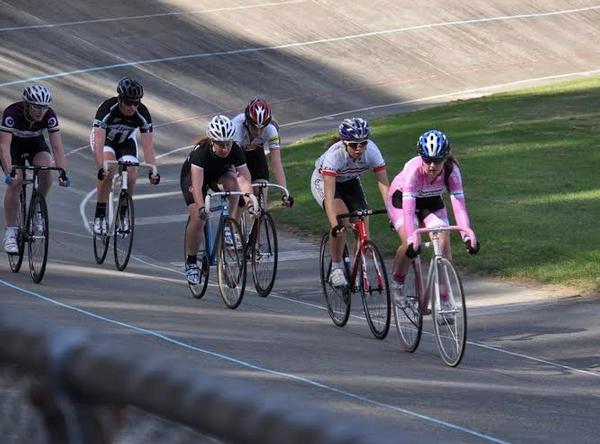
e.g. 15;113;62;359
270;77;600;294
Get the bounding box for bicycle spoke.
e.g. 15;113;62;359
8;188;26;273
114;192;134;271
217;218;246;309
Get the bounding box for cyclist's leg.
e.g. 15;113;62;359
3;143;26;227
96;148;117;205
218;169;241;219
30;140;53;196
117;136;139;195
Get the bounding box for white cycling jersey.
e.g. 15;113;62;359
315;140;386;182
231;113;280;151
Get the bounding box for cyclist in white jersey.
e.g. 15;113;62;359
231;98;293;207
311;117;389;287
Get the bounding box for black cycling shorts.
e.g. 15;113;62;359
391;190;445;223
334;177;368;212
10;137;51;167
244;147;269;181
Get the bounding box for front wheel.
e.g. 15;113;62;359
8;187;27;273
250;211;278;297
216;217;246;309
319;233;351;327
27;191;49;283
359;240;391;339
113;191;134;271
432;257;467;367
393;260;423;352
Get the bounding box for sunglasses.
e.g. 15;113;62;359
122;99;141;107
29;104;49;111
212;140;233;148
346;140;368;149
422;157;446;165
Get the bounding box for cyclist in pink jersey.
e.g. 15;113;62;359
386;129;479;301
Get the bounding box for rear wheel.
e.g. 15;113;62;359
319;233;351;327
250;211;278;297
393;260;423;352
217;217;246;309
113;191;134;271
359;240;391;339
27;191;49;283
184;216;210;299
432;257;467;367
8;187;26;273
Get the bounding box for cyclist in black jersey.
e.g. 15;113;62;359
1;84;70;253
91;77;160;235
180;115;254;285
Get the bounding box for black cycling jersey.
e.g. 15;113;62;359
93;97;152;147
0;101;60;140
180;139;247;205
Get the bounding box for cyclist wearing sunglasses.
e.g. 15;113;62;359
91;76;160;235
231;98;293;207
386;129;479;300
311;117;389;288
180;115;254;285
1;84;70;253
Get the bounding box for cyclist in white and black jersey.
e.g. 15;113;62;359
231;98;293;207
180;115;254;285
91;77;160;234
311;117;389;288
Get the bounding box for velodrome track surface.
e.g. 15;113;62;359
1;1;600;442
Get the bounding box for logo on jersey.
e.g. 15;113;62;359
47;117;58;128
4;117;14;128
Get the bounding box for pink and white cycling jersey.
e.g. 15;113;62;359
315;140;386;182
387;156;471;241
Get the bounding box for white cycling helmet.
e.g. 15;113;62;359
207;115;235;141
23;84;52;106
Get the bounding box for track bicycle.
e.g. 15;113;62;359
92;159;157;271
240;182;290;297
184;191;257;309
7;165;66;283
393;225;475;367
319;209;391;339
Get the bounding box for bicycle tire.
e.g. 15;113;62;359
432;257;467;367
250;211;278;297
319;233;351;327
113;191;134;271
217;217;246;309
8;187;27;273
393;260;423;352
184;216;210;299
27;191;49;283
359;240;391;339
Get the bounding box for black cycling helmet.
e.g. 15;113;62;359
117;77;144;100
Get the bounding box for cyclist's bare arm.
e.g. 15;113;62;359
92;127;107;169
269;148;287;189
0;131;12;172
375;168;390;205
48;131;67;171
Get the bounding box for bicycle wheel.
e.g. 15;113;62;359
27;191;49;283
184;216;210;299
432;257;467;367
113;191;134;271
8;187;27;273
319;233;351;327
393;260;423;352
250;211;278;297
359;240;391;340
216;217;246;309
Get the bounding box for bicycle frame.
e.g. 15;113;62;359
204;191;258;265
411;225;475;313
103;159;157;236
240;182;289;240
335;209;388;291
